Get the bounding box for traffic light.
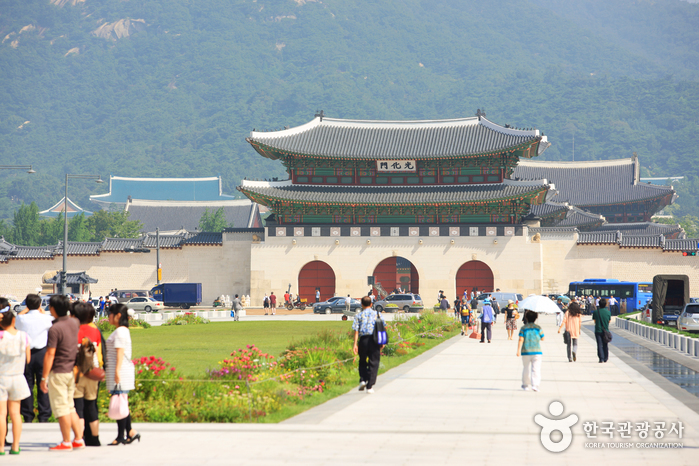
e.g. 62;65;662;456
682;251;697;256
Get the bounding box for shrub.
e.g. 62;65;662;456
162;313;210;326
96;316;151;333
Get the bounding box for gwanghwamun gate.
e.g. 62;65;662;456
2;111;697;305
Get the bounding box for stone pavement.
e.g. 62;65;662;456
8;315;699;465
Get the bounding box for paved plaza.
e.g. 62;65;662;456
9;315;699;465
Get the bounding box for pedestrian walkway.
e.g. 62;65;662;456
10;316;699;464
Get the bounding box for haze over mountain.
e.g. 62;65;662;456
1;0;698;221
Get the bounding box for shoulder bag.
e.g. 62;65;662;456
373;311;389;346
603;330;613;343
563;330;570;345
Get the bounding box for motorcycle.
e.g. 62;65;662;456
286;298;307;310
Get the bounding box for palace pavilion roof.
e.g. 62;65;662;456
247;115;549;160
238;179;551;206
513;157;674;207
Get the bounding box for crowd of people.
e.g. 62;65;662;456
0;294;139;454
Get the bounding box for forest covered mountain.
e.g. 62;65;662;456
1;0;699;222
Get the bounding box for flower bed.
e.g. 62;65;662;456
161;312;210;326
97;316;151;333
104;310;458;423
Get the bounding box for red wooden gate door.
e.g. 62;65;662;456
455;261;493;297
298;261;336;303
373;257;419;295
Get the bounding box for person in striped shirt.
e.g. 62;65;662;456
516;310;545;392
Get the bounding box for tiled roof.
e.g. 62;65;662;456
143;233;185;248
619;235;663;248
45;271;98;284
513;158;674;207
239;180;550;206
248;116;547;160
125;200;260;232
39;197;93;218
11;246;56;259
663;239;699;252
101;238;145;252
595;222;684;238
57;242;102;255
183;232;223;245
90;175;236;205
577;232;619;244
556;207;605;228
529;202;568;217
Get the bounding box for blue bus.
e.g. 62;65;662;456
568;279;652;314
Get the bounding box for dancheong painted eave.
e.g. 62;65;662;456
237;179;552;208
246;114;550;161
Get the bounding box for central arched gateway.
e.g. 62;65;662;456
298;261;336;303
455;261;493;298
373;257;419;295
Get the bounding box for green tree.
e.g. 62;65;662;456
10;202;41;246
198;207;230;232
68;212;92;242
87;210;143;241
39;213;65;246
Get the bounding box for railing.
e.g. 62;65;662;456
615;317;699;357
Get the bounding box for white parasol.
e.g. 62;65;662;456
518;294;560;315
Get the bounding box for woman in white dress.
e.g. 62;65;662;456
105;304;140;445
0;298;31;455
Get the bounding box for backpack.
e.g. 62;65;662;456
76;337;96;383
373;311;389;346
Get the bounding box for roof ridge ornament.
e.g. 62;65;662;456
475;108;486;120
314;110;325;121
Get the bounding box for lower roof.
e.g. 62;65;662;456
238;179;550;206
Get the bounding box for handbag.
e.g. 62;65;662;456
603;330;613;343
85;367;105;382
108;384;130;420
373;311;389;345
563;330;570;345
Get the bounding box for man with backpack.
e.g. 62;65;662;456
352;296;385;394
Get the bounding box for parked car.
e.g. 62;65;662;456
5;298;22;312
312;296;345;314
112;289;151;303
373;293;423;313
124;297;164;313
475;292;523;311
678;303;699;332
314;297;362;315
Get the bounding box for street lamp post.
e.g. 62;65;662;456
61;174;103;295
0;165;36;174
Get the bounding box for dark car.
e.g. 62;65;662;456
312;296;346;314
314;297;361;315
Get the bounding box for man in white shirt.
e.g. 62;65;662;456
16;294;54;422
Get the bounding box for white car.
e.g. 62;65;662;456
678;303;699;332
124;297;164;313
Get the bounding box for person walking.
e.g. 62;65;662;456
15;294;53;423
0;298;31;455
558;302;582;362
344;295;352;315
592;298;611;363
439;295;449;314
352;296;384;394
491;297;500;324
609;295;618;316
587;295;597;315
555;299;565;328
283;291;290;307
39;295;84;451
269;292;277;315
263;294;269;315
315;288;321;303
460;300;471;336
71;302;104;446
516;310;545;391
231;294;242;321
453;297;461;320
504;300;518;340
98;297;106;319
105;304;140;445
480;298;494;343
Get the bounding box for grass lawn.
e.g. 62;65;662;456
129;321;351;376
